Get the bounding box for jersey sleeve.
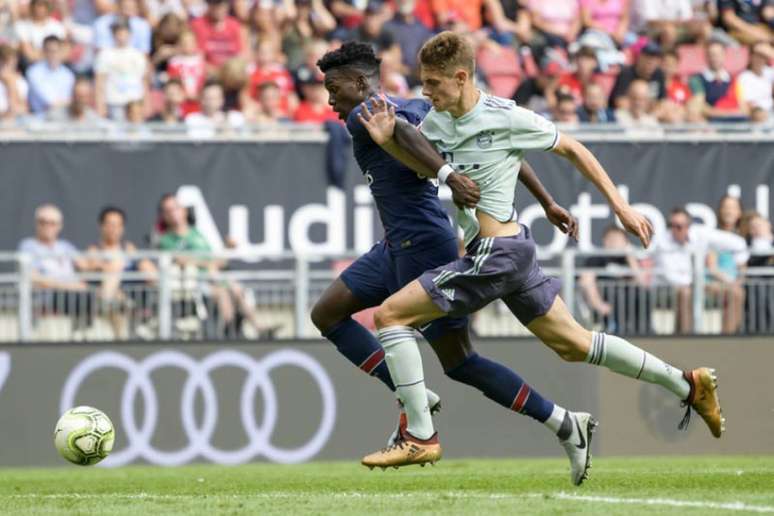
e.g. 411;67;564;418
395;98;431;127
508;105;559;151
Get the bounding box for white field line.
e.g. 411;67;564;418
5;491;774;513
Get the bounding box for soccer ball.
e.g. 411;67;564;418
54;406;115;466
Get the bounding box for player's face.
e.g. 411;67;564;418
323;69;367;120
420;67;463;112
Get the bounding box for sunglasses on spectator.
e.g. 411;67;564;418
36;218;60;226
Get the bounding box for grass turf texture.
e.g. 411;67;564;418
2;456;773;515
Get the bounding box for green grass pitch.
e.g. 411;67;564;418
2;456;774;515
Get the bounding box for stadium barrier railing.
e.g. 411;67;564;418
0;249;771;342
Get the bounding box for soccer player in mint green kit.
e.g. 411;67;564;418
358;32;724;472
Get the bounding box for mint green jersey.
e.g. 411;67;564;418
419;92;559;246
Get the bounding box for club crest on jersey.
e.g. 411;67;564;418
476;131;494;149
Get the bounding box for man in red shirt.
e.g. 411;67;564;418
190;0;246;71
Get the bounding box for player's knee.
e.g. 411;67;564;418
310;300;336;334
373;301;403;329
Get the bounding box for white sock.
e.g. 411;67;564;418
378;326;434;440
587;332;690;400
426;389;440;411
544;404;568;435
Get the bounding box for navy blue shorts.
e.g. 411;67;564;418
340;238;468;342
418;225;561;326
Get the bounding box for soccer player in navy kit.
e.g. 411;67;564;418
312;42;599;484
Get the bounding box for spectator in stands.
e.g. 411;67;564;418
254;80;290;123
281;0;336;70
220;56;253;116
512;48;567;115
659;49;691;123
580;0;633;47
430;0;501;33
580;225;647;334
718;0;774;45
26;35;74;115
290;39;328;97
736;41;774;116
687;39;744;121
383;0;433;81
249;37;295;104
151;13;186;75
578;81;616;122
95;18;149;120
157;193;276;339
329;0;368;32
494;0;532;45
527;0;582;54
615;78;661;127
553;93;580;124
743;211;774;332
149;77;184;123
46;76;104;124
706;195;746;333
0;44;27;120
82;206;157;338
748;212;774;258
13;0;66;64
142;0;187;28
632;0;694;49
557;45;600;105
652;206;748;334
609;41;666;109
93;0;152;55
166;30;206;114
348;2;393;49
0;0;18;45
293;70;337;123
191;0;247;71
18;204;88;292
185;80;245;137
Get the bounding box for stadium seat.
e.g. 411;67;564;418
477;45;522;98
725;46;749;76
596;73;618;98
678;44;706;77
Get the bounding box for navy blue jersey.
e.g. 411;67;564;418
346;96;456;255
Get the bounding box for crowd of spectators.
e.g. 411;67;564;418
0;0;772;131
580;198;774;335
18;199;280;339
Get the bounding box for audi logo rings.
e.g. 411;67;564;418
60;349;336;467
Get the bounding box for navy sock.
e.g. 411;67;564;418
446;353;554;422
324;318;395;391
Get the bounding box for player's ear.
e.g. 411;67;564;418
454;69;467;87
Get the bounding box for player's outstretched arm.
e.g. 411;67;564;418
518;160;578;240
358;95;480;208
552;133;654;247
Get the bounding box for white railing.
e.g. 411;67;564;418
0;249;772;342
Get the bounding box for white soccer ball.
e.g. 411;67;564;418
54;406;115;466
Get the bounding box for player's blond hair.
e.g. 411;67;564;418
418;31;475;76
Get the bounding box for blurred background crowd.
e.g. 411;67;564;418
0;0;772;131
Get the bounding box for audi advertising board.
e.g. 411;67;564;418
0;337;771;467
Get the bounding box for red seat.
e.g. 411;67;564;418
595;73;617;98
678;44;706;77
477;45;522;98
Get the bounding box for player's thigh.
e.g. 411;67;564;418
428;327;475;372
527;296;592;362
375;279;447;329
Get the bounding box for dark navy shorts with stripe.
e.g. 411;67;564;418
417;225;561;326
340;238;468;342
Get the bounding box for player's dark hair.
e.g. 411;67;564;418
99;206;126;224
316;41;381;80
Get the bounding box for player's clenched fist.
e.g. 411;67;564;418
447;172;480;209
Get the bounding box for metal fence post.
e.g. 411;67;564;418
561;249;576;317
17;254;32;342
692;250;706;334
294;255;309;339
158;254;172;339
